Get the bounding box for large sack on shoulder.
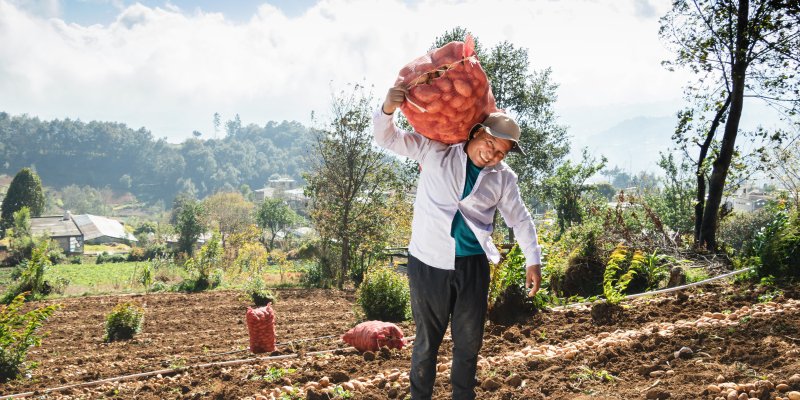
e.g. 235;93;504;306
396;35;499;144
246;304;276;354
341;321;406;352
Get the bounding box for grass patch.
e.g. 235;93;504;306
83;243;131;255
685;267;711;283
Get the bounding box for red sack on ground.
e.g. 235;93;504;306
342;321;406;352
396;35;499;144
246;304;276;354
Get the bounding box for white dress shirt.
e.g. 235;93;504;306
373;107;542;270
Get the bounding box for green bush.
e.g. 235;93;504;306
96;252;127;264
758;210;800;280
603;244;648;304
0;292;60;382
2;241;52;304
719;207;778;256
245;275;276;306
69;255;82;264
104;302;145;342
300;262;333;289
356;266;410;322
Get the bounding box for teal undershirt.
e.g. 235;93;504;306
451;157;485;257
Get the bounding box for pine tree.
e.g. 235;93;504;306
1;168;45;235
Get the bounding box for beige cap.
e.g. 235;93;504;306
470;112;525;155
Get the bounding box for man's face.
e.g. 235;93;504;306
466;129;514;168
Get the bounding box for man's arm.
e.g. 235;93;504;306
496;175;543;297
373;86;434;162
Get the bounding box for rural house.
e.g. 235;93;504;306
71;214;137;244
30;212;84;254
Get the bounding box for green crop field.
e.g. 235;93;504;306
0;259;312;298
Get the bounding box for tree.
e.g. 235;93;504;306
660;0;800;250
1;168;45;235
256;198;298;251
203;191;254;247
305;84;399;289
542;149;607;235
172;196;206;256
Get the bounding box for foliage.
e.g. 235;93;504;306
181;232;224;291
646;152;695;234
104;302;144;342
541;149;607;235
0;112;314;204
2;240;52;304
355;266;410;322
58;184;112;215
603;244;647;305
172;196;206;257
766;139;800;211
203;191;254;245
488;245;545;324
300;260;334;289
0;292;60;382
244;275;276;307
718;206;779;256
758;209;799;280
660;0;800;250
546;219;608;298
251;366;296;383
96;252;127;264
256;198;298;251
1;168;45;235
488;245;526;305
305;84;400;289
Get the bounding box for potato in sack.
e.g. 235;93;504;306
341;320;406;352
246;304;276;353
396;35;499;144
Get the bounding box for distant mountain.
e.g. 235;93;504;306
574;115;677;174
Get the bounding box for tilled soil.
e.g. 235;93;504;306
1;282;799;399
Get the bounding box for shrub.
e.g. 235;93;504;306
547;220;607;298
104;302;145;342
758;210;800;280
69;255;82;264
0;292;60;382
300;262;334;289
127;247;147;262
488;245;545;324
603;244;648;304
2;241;52;304
181;233;223;292
96;252;127;264
719;207;777;256
356;266;410;322
245;275;276;306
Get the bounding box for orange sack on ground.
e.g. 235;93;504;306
246;304;276;354
396;35;499;144
341;321;406;352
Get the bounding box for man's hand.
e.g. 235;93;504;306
525;264;542;297
382;85;407;115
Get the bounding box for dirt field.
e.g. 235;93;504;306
2;282;799;399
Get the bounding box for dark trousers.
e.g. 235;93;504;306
407;254;490;400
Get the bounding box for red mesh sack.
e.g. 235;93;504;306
246;304;276;354
341;321;406;352
396;35;499;144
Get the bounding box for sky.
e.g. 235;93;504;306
0;0;782;171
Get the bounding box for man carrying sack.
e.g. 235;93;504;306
374;85;543;400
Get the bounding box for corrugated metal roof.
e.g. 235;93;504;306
72;214;137;242
30;216;82;238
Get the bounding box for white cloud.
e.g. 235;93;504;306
0;0;691;142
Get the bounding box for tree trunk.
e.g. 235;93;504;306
693;94;731;244
699;0;749;251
